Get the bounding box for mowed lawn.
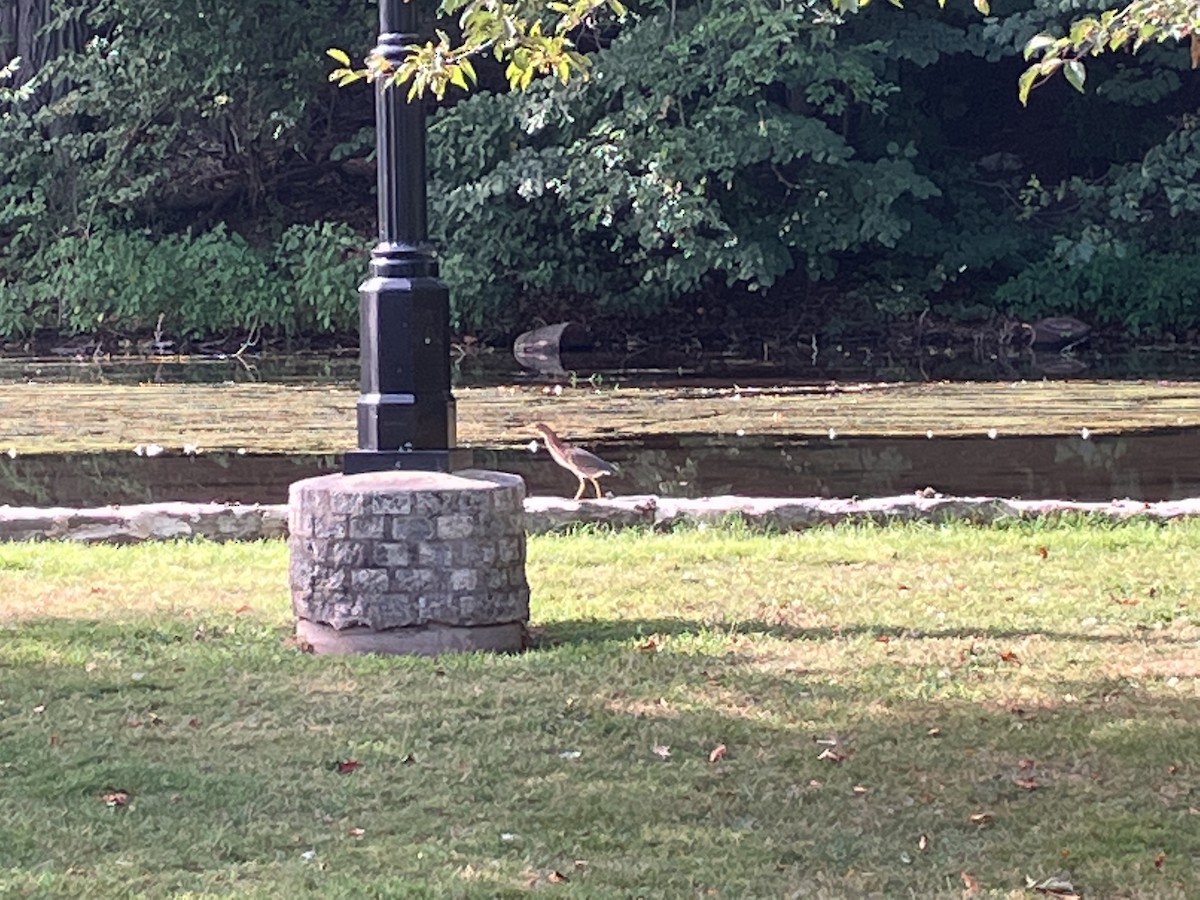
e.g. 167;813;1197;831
1;520;1197;898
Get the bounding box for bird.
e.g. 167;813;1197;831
533;422;616;500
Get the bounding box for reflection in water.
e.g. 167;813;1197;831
2;429;1197;507
6;344;1200;389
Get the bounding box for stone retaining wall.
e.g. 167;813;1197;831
3;494;1200;543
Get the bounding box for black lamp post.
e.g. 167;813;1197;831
343;0;466;474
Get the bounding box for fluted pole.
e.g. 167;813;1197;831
344;0;466;474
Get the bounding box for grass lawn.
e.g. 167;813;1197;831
1;521;1197;898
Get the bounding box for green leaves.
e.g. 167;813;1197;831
1019;0;1199;104
327;48;367;88
1063;59;1087;92
324;0;626;99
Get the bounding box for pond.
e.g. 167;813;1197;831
2;347;1199;506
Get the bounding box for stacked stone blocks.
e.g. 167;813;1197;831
289;470;528;650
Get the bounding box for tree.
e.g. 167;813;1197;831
331;0;1200;105
1018;0;1200;104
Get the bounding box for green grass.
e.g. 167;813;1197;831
1;521;1197;898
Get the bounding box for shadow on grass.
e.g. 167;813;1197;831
534;616;1193;648
2;614;1199;897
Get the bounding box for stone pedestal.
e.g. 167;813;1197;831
288;469;529;655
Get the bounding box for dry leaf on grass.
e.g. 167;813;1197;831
999;649;1021;665
283;636;315;654
101;790;130;807
334;759;361;774
968;811;993;825
961;871;981;896
1026;874;1081;898
652;744;671;759
547;870;570;883
708;743;727;763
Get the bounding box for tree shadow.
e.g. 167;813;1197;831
532;615;1193;648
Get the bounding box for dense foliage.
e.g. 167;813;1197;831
1;0;1198;345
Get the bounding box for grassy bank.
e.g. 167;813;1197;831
1;521;1197;897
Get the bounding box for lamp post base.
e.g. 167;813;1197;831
343;448;474;475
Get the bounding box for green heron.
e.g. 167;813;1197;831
534;422;616;500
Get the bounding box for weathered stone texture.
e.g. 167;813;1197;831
288;469;530;646
7;494;1200;547
0;502;286;544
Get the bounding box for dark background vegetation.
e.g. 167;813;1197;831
1;0;1199;352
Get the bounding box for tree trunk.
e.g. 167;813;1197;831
0;0;87;91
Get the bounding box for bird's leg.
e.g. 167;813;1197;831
590;478;603;498
573;479;586;501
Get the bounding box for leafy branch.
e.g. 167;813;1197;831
328;0;626;99
1019;0;1200;105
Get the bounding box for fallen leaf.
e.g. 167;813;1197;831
234;604;252;614
188;717;201;727
1018;758;1037;770
918;833;929;851
1114;596;1139;606
283;635;315;653
101;790;130;807
708;743;727;763
968;812;993;825
573;860;587;870
927;727;941;737
875;634;891;644
652;744;671;759
1014;777;1040;790
638;636;661;652
817;746;850;763
335;759;360;774
1154;850;1167;869
348;827;365;838
961;870;981;895
1027;874;1081;898
33;704;46;713
547;870;570;883
852;784;869;795
1037;546;1049;559
999;649;1021;665
1167;763;1179;775
401;753;416;765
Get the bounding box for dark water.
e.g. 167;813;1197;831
6;345;1200;388
3;428;1197;507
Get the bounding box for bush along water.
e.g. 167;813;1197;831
3;0;1200;345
